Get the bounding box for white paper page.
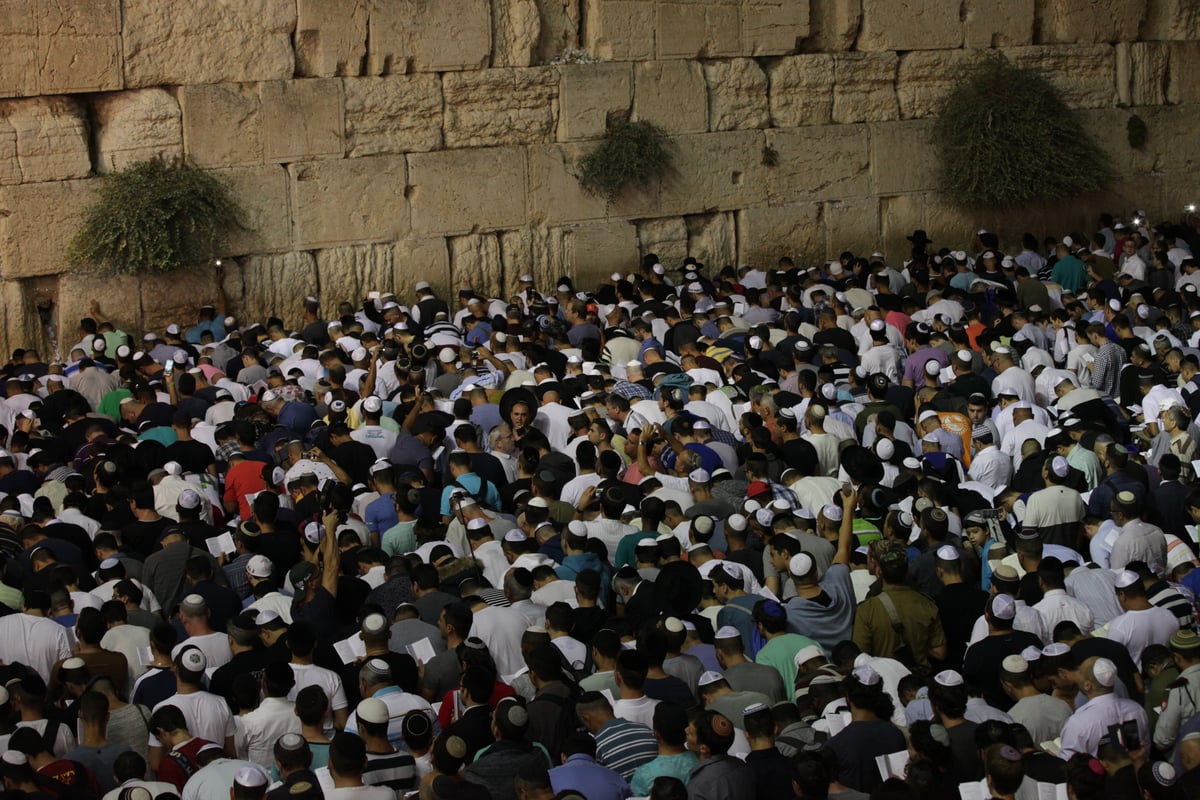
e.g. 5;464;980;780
205;532;236;557
333;634;366;665
406;637;437;665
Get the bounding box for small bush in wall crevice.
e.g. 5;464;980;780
932;54;1112;209
578;118;674;204
69;159;244;275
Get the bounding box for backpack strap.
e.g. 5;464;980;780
878;592;907;638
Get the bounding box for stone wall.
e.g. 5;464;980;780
0;0;1195;356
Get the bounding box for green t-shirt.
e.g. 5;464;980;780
757;632;819;699
630;751;700;797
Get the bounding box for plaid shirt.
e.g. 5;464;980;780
610;380;651;400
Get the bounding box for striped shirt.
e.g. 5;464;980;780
1148;580;1194;630
593;717;658;781
363;749;417;792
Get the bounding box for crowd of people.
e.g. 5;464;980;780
0;214;1199;800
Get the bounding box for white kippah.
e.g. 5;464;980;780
821;503;843;522
934;670;963;687
1093;657;1118;688
1002;655;1029;673
788;553;814;577
935;545;959;561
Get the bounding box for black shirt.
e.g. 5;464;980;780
962;631;1043;710
166;439;216;475
936;582;988;671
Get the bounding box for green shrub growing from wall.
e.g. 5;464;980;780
579;118;673;203
69;159;244;275
933;55;1111;209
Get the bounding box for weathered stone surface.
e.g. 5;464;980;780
1078;109;1159;177
632;61;707;135
444;68;560;148
315;244;397;312
564;221;639;288
637;218;689;267
260;80;345;163
768;56;834;128
0;97;91;184
704;60;769;131
214;165;292;256
0;2;38;98
880;194;926;264
765;125;871;205
37;0;123;95
500;227;561;291
659;131;768;215
656;2;740;60
687;212;737;267
1140;0;1200;41
180;84;263;167
122;0;295;87
535;0;581;63
1134;105;1200;175
344;75;443;157
0;179;96;279
823;198;880;260
963;0;1034;48
140;269;224;333
449;234;504;296
237;252;319;328
1168;42;1200;104
557;63;632;141
803;0;863;52
736;204;825;265
871;120;935;195
923;194;980;255
408;147;528;236
1007;45;1117;109
1040;0;1146;44
896;50;974;119
743;0;808;55
368;0;491;73
833;53;898;124
93;89;183;173
290;155;409;248
56;272;141;347
582;0;656;61
1121;43;1169;106
493;0;542;67
296;0;369;77
858;0;962;51
395;238;453;299
527;144;631;225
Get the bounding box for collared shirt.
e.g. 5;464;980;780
240;697;301;769
1035;588;1095;634
1059;692;1148;760
1154;663;1200;753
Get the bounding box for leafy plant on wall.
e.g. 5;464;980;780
933;54;1111;209
578;118;674;203
68;159;244;274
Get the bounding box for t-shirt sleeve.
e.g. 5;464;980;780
330;676;349;710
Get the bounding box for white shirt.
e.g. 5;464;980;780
1035;588;1095;634
1059;692;1148;760
471;540;512;590
172;632;233;674
968;600;1046;646
102;623;152;680
240;696;300;769
0;613;72;681
149;690;235;748
103;780;177;800
351;426;398;460
288;663;350;711
613;695;660;727
992;367;1036;404
471;605;528;679
1106;606;1179;667
967;446;1012;490
344;688;434;749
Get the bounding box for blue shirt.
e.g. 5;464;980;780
365;493;399;535
549;754;631;800
277;401;319;437
439;473;500;515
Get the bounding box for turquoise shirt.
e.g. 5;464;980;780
630;751;699;796
381;520;418;557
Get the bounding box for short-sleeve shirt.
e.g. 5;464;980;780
853;585;947;677
783;564;856;653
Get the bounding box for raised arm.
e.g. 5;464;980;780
832;485;858;567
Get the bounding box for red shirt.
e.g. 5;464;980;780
223;459;269;519
156;737;216;790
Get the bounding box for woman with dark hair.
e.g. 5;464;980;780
826;664;907;794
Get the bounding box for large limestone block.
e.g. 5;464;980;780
656;2;740;60
500;228;565;291
527;144;658;225
803;0;862;52
833;53;899;124
0;3;37;98
658;131;769;215
557;63;633;141
536;0;582;63
56;272;142;347
449;234;504;296
896;50;974;119
139;269;225;333
296;0;369;77
2;280;51;360
923;194;980;254
880;194;926;265
1006;45;1117;109
93;89;183;173
395;238;452;299
493;0;542;67
1140;0;1200;41
743;0;809;56
823;198;880;260
687;212;736;267
582;0;656;61
0;97;91;184
408;147;528;236
870;120;935;195
367;0;491;73
1168;42;1200;104
290;155;409;249
1076;109;1159;178
963;0;1034;48
122;0;295;87
637;218;689;268
36;0;122;94
344;74;443;157
443;68;560;149
858;0;962;51
315;244;397;311
1040;0;1146;44
704;60;769;131
238;252;319;328
180;84;264;167
767;56;834;128
765;125;871;206
0;179;96;279
735;204;825;266
214;164;292;256
632;61;707;135
1134;105;1200;175
565;221;639;288
1120;43;1169;106
260;80;345;163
